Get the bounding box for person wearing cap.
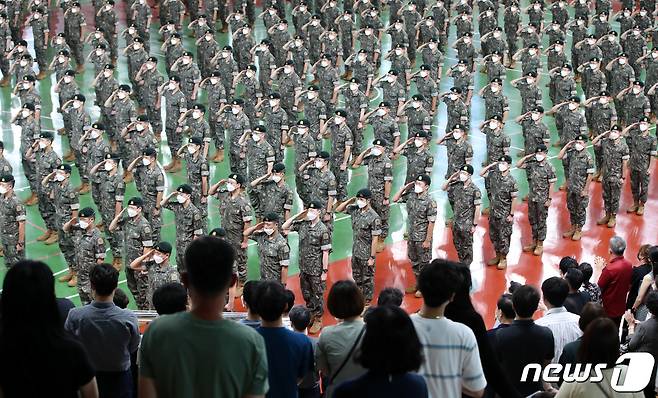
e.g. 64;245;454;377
481;25;506;61
0;141;10;176
515;106;550;158
349;50;375;96
419;37;445;82
54;69;80;138
319;27;341;67
0;174;26;268
268;19;292;66
321;109;353;202
64;93;93;192
558;135;595;241
442;87;471;132
393;174;436;295
162;32;185;74
94;65;119;140
297;87;326;147
305;15;326;66
481;115;510;171
504;3;520;67
177;136;210;221
219;98;250;177
121;116;158;187
606;53;636;116
188;14;210;41
179;103;211;158
336;9;355;78
621;24;646;78
209;173;253;292
548;63;575;107
517;145;556;256
373;70;406;115
274;60;303;122
10;53;35;84
510;72;542;114
284;34;309;79
131;0;152;53
135;56;165;135
63;1;86;69
129;241;180;309
0;14;11;86
250;162;293;226
384;44;411;88
362;102;400;151
546;40;568;72
336;188;382;303
105;84;137;181
584;91;617;178
172;52;202;104
574;35;603;74
353;139;393;252
239;125;275;218
333;78;368;154
592;126;629;228
161;184;205;271
125;38;148;104
625;117;656;216
437;124;473;181
299;151;337;230
244;212;290;283
393;131;434;184
108;196;154;307
64;207;106;304
160;76;188;172
400;94;432;139
15;75;42;115
234;25;256;72
259;92;289;163
254;39;277;95
200;73;228;162
548;97;587;168
453;32;476;71
578;58;607;100
411;65;439;113
233;65;260;122
88;41;111;76
27;6;49;78
599;31;622;70
282;201;332;333
212;46;238;102
128;147;165;241
479;78;509;121
619;80;651;127
399;3;421;62
311;54;339;116
27;132;61;242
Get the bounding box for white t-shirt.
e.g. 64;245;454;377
411;314;487;398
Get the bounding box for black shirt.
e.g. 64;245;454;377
564;291;591;315
627;264;652;309
493;319;554;396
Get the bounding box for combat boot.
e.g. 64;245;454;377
627;202;639;213
571;227;582;241
36;229;52;241
607;214;616;228
405;284;417;294
487;255;500;266
0;76;9;86
213;149;224;163
0;247;4;257
481;207;490;216
24;192;38;206
496;257;508;270
533;241;544;256
36;70;47;80
562;226;575;238
170;157;183;173
44;231;59;245
597;213;610;225
522;240;537;252
309;318;323;334
77;182;90;194
637;204;645;215
58;269;73;282
123;170;133;183
68;272;78;287
63;150;75;161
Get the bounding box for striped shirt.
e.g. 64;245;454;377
411;314;487;398
535;307;582;364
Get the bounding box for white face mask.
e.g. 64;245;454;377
73;101;81;109
21;109;30;118
176;194;187;204
232;107;240;115
263;228;275;235
412;102;420;109
334;117;343;125
271;175;282;183
64;76;73;83
117;92;127;100
307;210;318;221
171;38;179;44
192;111;202;119
104;162;114;171
187;145;197;154
55;173;65;182
78;220;89;229
38;142;47;149
633;88;642;94
136;124;145;132
358;55;366;62
297;128;308;135
498;163;508;172
356;199;367;208
321;60;329;67
307;92;316;100
252;134;261;142
371;148;382;156
453;132;463;140
574;143;585;151
314;160;324;169
449;94;458;100
0;186;8;194
489;121;499;129
19;60;27;66
377;109;386;116
491;85;500;93
459;173;469;182
420;71;429;78
619;58;627;65
609;132;620;140
226;182;237;192
284;67;293;74
414;184;424;193
168;82;177;90
568;103;578;111
555;45;563;52
127;208;138;217
103;71;112;78
350;84;358;91
561;70;569;77
414;139;424;148
269;100;278;107
600;97;609;104
535;154;545;162
153;254;165;264
142;158;151;166
640;123;649;131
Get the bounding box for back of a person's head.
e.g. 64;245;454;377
284;289;295;315
242;280;262;310
327;280;365;319
113;288;129;309
512;284;541;318
447;263;474;310
559;256;578;275
1;260;60;332
90;263;119;297
418;259;464;308
497;294;516;320
152;282;188;315
645;290;658;318
289;305;312;331
255;281;288;322
377;287;404;307
578;302;606;331
541;277;569;308
357;305;423;374
578;262;593;283
609;235;626;256
638;244;652;263
183;236;235;297
577;317;619;367
508;281;522;294
564;268;584;291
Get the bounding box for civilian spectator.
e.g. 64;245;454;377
289;305;321;398
563;269;591;315
630;248;658;321
626;245;654;311
240;280;262;328
138;237;269;398
152;282;188;315
377;287;404;307
494;284;554;396
57;296;76;324
113;288;130;309
559;256;579;276
556;318;644;398
256;281;314;398
334;306;428;398
627;291;658;398
411;259;487;398
0;260;98;397
598;236;633;325
536;277;582;363
486;294;515;343
446;265;522;398
558;302;606;367
579;262;602;304
65;264;140;398
316;280;367;398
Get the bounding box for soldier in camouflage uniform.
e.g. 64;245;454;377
96;1;118;60
171;51;201;104
244;212;290;283
233;65;259;123
179;104;211;158
63;207;105;304
28;132;61;244
200;72;227;162
393;175;436;295
626;116;656;215
480;156;518;270
63;2;85;69
289;120;317;204
282;201;331;333
443;165;481;265
160;76;187;172
93;64;118;137
28;6;48;78
161;184;205;271
298;86;325;147
517;145;556;256
15;75;42;115
13;103;40;206
593;126;629;228
131;0;151;51
511;72;543;114
212;45;237;100
162;33;185;75
321;110;352;202
299;151;337;232
239;125;275;219
259;93;289;163
352;139;392;252
88;44;110;77
311;56;339;118
254;40;277;96
108;197;154;309
362;102;400;152
134;57;164;136
209;174;253;291
54;70;79;149
0;13;12;86
0;174;26;268
606;53;636;119
618;81;650;126
438;124;473;180
393;131;434;184
584;92;617;178
124;38;148;105
62;93;91;193
127;148;164;241
105;84;136;180
400;94;432;140
441;88;470;131
481;116;510;166
559;135;595;241
349;50;375;95
549;63;577;106
274;60;303;122
221;99;251;177
128;241;180;309
250;162;293;226
0;141;10;176
333;78;368;154
335;188;381;303
177;137;209;221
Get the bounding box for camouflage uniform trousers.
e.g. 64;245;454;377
247;186;261;220
67;37;84;66
347;118;363;155
0;52;8;78
34;41;48;72
295;173;309;205
408;240;430;278
226;229;248;283
528;201;549;242
229;145;248;176
22;157;38;197
602;176;623;214
77;264;93;305
191;184;208;221
135;270;151;309
630;169;650;203
58;226;77;271
165;125;183;156
143;197;162;242
99;206;123;258
210;119;224;150
567;189;589;228
452;224;473;265
594;145;603;174
489;215;512;256
330;164;348;203
146;104;162;134
37;190;57;231
1;235;25;268
299;271;325;318
352;257;374;301
370;191;389;238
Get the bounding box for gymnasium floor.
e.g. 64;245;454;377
0;1;656;328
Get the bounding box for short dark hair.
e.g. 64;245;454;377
289;305;311;331
564;268;584;291
579;262;593;282
377;287;404;307
327;280;365;319
90;263;118;296
183;237;235;297
255;281;288;322
645;291;658;317
578;302;606;331
284;289;295;315
541;277;569;307
417;259;463;307
242;280;261;310
559;256;578;275
113;288;129;309
152;282;188;315
578;318;619;367
512;284;541;318
358;306;422;375
497;294;515;319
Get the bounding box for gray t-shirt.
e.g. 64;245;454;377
316;319;366;397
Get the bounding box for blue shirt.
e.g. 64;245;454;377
333;371;428;398
257;326;314;398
